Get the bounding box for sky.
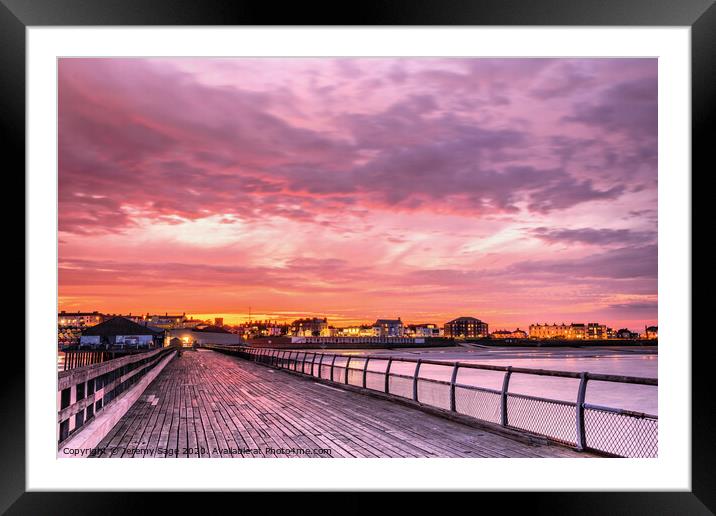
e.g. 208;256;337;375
58;58;657;330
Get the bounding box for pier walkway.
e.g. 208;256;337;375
94;349;593;458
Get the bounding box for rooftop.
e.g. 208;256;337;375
82;316;163;336
192;325;231;334
446;317;485;324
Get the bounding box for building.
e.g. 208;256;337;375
214;317;224;327
236;320;288;339
337;325;379;337
643;326;658;339
587;323;607;339
180;318;205;329
615;328;639;339
79;317;164;349
58;327;83;348
566;323;586;340
444;317;488;339
166;325;242;347
529;323;591;340
491;328;528;339
404;323;440;338
290;317;329;337
529;323;569;339
145;313;187;329
58;311;104;328
373;318;404;338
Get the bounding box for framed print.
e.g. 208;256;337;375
6;0;709;512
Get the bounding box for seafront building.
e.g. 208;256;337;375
59;308;655;346
643;326;658;339
290;317;329;337
405;323;441;338
529;322;613;340
491;328;528;339
337;325;379;337
165;325;242;347
373;318;404;337
58;311;104;328
79;316;164;349
443;317;489;339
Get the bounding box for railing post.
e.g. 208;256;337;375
330;354;336;382
576;372;589;451
310;353;317;376
500;366;512;426
362;357;370;389
318;353;324;378
450;363;460;412
413;359;422;402
345;356;351;384
385;358;393;393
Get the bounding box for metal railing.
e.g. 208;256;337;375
209;345;657;458
57;345;178;447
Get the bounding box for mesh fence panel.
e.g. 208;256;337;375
305;358;316;376
455;385;501;424
417;380;451;410
347;368;365;387
389;375;413;399
247;351;657;457
365;370;386;392
320;364;332;379
333;366;346;384
506;393;577;445
584;408;658;458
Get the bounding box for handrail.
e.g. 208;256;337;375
208;345;657;386
207;344;658;458
57;345;179;447
59;346;170;389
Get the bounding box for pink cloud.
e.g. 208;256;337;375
58;58;657;330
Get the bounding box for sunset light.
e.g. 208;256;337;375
58;58;657;330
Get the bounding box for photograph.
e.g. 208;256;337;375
56;56;659;460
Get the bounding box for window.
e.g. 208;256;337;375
60;388;71;409
76;382;85;401
75;410;84;428
59;419;70;442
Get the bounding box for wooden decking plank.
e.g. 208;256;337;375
94;349;596;459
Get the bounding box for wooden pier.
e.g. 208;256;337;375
93;349;594;458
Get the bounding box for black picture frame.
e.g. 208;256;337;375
4;0;708;513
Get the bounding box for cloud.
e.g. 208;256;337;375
607;300;658;312
57;58;657;329
564;76;658;139
507;245;657;279
530;227;656;246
